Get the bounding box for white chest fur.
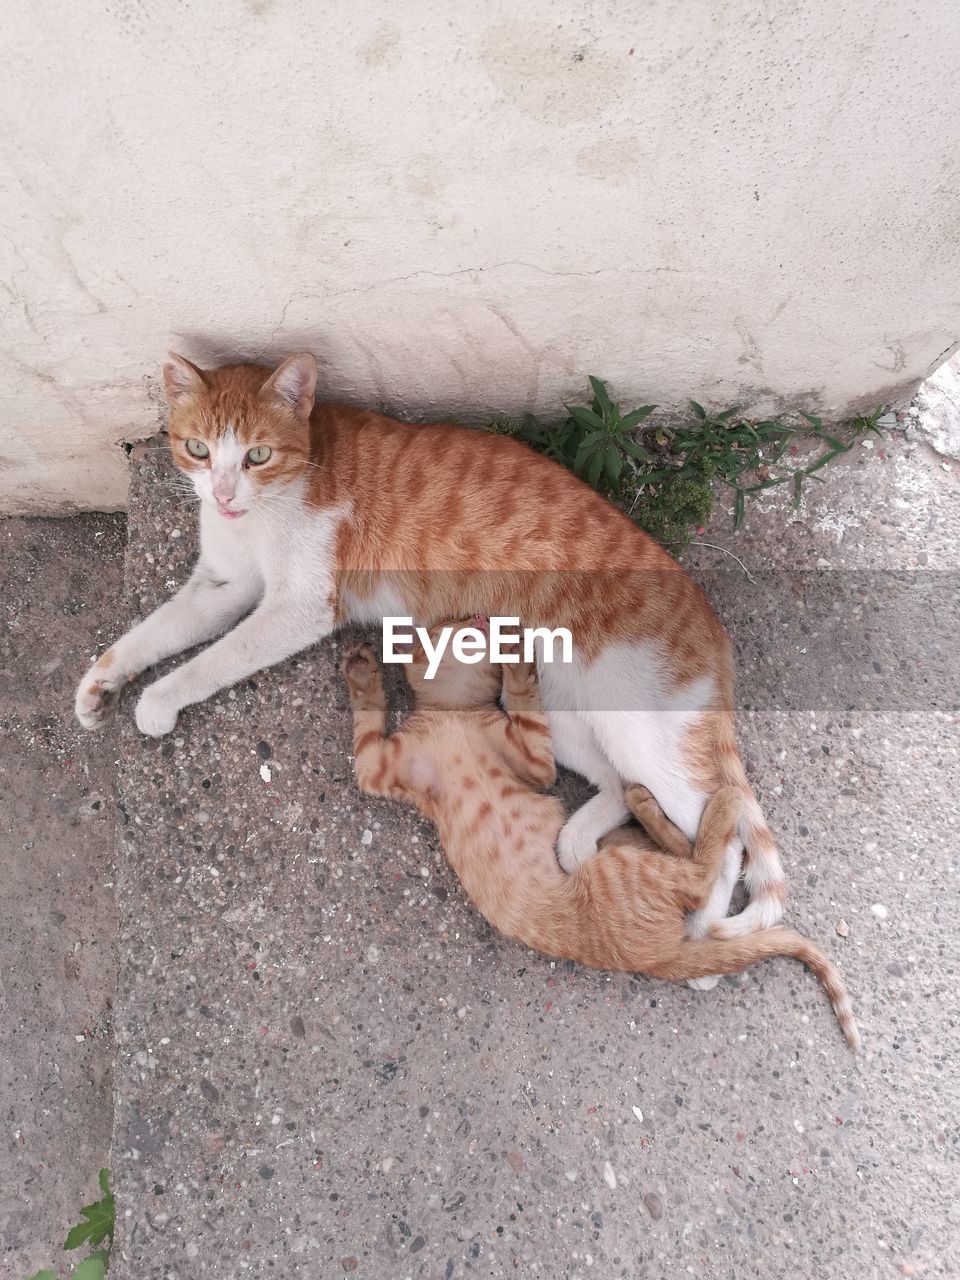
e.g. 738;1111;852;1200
198;488;348;617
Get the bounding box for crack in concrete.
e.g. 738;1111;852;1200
268;261;677;341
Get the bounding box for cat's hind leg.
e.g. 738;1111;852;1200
490;660;557;789
624;783;739;917
549;710;631;872
675;786;741;913
586;707;739;990
342;644;415;800
343;645;391;787
624;780;744;990
624;784;694;860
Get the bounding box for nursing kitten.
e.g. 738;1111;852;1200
75;352;785;946
341;630;859;1051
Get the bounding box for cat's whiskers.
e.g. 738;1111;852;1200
252;488;311;523
129;441;178;454
249;495;319;548
158;489;200;507
162;486;201;506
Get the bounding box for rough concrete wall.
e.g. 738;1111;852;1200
2;0;959;515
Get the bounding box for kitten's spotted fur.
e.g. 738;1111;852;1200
341;629;859;1051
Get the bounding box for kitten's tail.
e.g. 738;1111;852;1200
652;927;861;1052
532;853;859;1050
716;750;788;938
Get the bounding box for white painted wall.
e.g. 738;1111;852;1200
2;0;958;514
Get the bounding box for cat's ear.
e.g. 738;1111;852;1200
163;353;208;406
261;353;318;420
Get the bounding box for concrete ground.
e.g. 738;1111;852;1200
1;422;957;1278
0;515;125;1279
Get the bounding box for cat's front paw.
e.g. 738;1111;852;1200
135;685;180;738
75;656;124;730
342;644;381;696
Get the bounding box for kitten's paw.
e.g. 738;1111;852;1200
624;785;662;833
342;644;380;694
556;815;599;874
624;783;654;812
687;975;721;992
75;661;124;730
135;685;180;738
502;660;538;696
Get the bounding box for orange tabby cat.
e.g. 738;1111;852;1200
341;628;859;1051
76;353;786;950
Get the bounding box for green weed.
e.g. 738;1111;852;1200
25;1168;114;1280
484;380;885;552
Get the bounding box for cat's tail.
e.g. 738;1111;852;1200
651;927;861;1052
715;749;788;938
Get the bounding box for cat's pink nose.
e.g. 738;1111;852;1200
214;493;246;519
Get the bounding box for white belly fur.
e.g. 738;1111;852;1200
538;640;715;838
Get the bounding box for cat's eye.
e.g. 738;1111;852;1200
185;438;209;459
246;445;272;465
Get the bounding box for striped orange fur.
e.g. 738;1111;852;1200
78;353;788;944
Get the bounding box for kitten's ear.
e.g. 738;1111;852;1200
163;353;207;406
261;353;318;420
